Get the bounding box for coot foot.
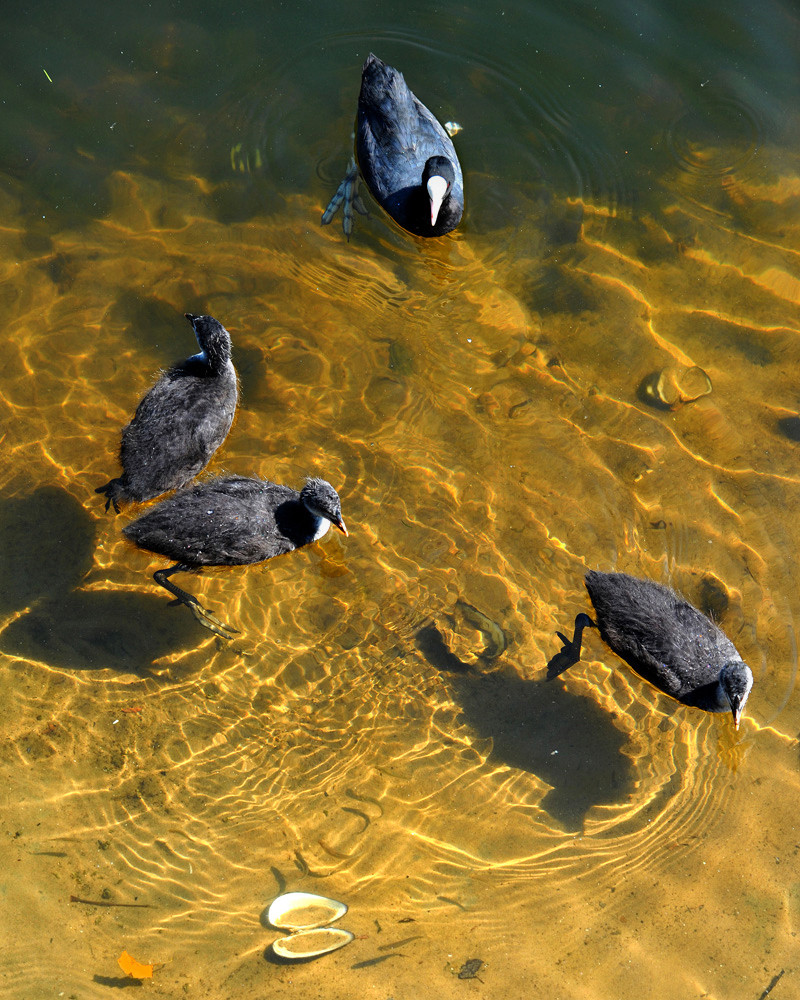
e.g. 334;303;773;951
321;157;369;239
153;563;239;639
547;612;596;680
95;478;125;514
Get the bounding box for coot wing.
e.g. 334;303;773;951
197;476;283;499
357;101;423;201
601;624;687;698
668;599;742;688
358;57;418;151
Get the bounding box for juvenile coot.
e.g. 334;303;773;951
550;570;753;729
123;476;348;637
96;313;238;512
322;53;464;238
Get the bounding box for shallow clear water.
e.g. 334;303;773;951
2;1;800;997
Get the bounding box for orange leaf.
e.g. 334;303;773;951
118;950;154;979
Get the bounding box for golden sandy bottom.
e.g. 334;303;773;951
1;147;799;999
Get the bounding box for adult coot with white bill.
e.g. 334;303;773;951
322;53;464;238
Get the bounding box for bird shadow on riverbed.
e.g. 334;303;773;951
415;620;633;831
0;485;96;614
0;589;203;676
0;483;206;674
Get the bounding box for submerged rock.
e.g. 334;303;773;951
639;364;712;410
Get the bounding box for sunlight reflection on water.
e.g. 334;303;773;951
2;1;800;998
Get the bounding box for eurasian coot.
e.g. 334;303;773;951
322;53;464;238
550;570;753;729
123;476;347;637
96;313;238;512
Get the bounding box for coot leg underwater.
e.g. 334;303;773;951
153;563;240;639
547;613;596;679
96;477;125;514
321;156;369;239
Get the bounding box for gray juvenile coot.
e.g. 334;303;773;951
322;53;464;239
123;476;347;638
550;570;753;729
96;313;238;513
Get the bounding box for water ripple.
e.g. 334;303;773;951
667;93;762;178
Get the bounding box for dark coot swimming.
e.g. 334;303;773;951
322;53;464;239
123;475;348;637
549;570;753;729
96;313;238;513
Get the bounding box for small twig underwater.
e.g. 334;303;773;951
70;894;152;909
758;969;785;1000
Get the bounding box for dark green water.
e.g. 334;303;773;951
2;2;800;998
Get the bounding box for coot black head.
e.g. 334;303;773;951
719;660;754;729
300;477;348;536
184;312;233;374
96;312;238;513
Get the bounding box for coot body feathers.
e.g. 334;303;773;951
96;313;238;512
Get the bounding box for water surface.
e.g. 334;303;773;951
2;1;800;998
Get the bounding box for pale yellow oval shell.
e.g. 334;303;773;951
271;927;355;960
266;891;348;931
